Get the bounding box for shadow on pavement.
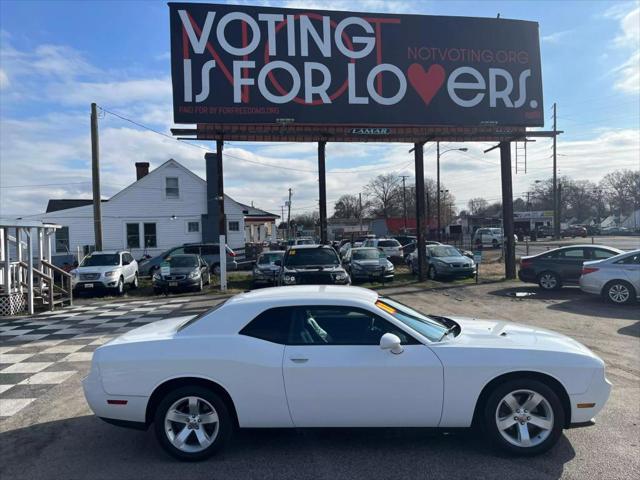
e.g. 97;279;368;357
488;286;639;321
617;321;640;338
0;416;575;480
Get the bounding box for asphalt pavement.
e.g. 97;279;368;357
1;282;638;480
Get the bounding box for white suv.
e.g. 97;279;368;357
72;250;138;295
362;238;404;262
473;228;518;248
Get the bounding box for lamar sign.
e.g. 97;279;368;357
169;2;543;126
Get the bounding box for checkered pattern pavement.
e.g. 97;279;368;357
0;296;218;420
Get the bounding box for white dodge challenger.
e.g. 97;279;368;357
83;286;611;461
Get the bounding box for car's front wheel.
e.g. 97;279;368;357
154;386;232;461
115;277;124;296
427;265;438;280
484;379;564;456
538;271;560;290
604;280;635;305
131;273;139;289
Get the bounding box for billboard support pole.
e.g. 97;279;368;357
90;103;103;251
216;140;226;239
414;142;426;281
318;141;327;244
500;142;516;279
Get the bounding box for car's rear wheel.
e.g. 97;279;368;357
484;379;564;456
538;271;560;290
604;280;635;305
212;264;221;276
427;265;438;280
154;386;232;461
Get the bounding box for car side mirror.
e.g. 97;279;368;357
380;333;403;355
274;260;282;266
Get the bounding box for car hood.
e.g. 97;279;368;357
448;316;596;356
162;267;197;275
105;316;196;346
284;265;345;273
353;259;386;267
76;265;120;273
433;256;471;265
257;264;281;272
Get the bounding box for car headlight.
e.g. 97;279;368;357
104;271;117;277
189;270;200;279
284;274;296;284
334;273;347;281
386;261;394;271
152;273;161;281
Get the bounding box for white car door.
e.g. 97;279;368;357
283;305;443;427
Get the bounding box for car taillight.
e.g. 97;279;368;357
520;260;532;268
582;267;599;275
227;250;237;257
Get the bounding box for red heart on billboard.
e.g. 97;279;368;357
408;63;445;107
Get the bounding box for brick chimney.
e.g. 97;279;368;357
135;162;149;180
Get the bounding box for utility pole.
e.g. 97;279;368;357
318;141;327;244
90;103;103;251
280;205;285;240
436;141;441;241
414;142;427;281
287;188;292;241
553;102;559;239
400;175;409;233
358;192;363;235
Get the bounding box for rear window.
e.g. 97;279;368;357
178;300;227;331
379;240;400;247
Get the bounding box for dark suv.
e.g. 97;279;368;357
278;245;350;286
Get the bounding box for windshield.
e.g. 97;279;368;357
353;249;384;260
490;228;502;234
285;248;340;267
376;297;449;342
428;246;462;258
379;240;400;247
80;254;119;267
296;239;314;245
258;252;283;265
168;256;198;268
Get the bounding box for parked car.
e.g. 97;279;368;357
152;254;210;294
343;247;394;283
561;225;587;238
601;226;631;236
535;226;553;238
409;244;476;280
252;250;285;287
404;241;442;267
139;243;237;276
579;249;640;305
287;237;315;247
338;241;352;258
71;250;138;295
473;228;517;248
518;245;623;290
362;238;404;262
84;285;611;461
394;235;417;258
279;245;349;286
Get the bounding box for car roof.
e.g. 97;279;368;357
227;285;378;305
287;244;328;249
91;250;122;255
260;250;285;255
169;254;199;258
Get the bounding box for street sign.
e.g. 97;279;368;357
169;2;543;127
473;252;483;264
160;262;170;276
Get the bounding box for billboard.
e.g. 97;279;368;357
169;3;543;127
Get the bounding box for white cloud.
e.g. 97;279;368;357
612;7;640;93
0;69;8;89
541;30;573;44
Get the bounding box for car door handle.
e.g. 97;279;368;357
289;357;308;363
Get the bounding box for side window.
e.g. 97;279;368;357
200;245;220;255
616;254;640;265
239;307;293;344
290;306;419;346
591;249;617;260
184;245;200;255
561;248;586;259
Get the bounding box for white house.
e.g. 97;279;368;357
23;159;278;259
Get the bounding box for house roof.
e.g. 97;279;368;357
46;199;107;213
234;200;279;219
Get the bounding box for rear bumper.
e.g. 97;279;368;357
579;275;602;295
518;269;537;283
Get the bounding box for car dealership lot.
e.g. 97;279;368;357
1;283;638;480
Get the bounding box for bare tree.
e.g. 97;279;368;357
467;197;489;215
332;194;369;219
365;174;402;218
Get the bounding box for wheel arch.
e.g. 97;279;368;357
145;377;239;428
471;371;572;428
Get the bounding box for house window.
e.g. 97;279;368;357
126;223;140;249
55;227;69;253
165;177;179;199
187;221;200;233
144;223;157;248
228;221;240;231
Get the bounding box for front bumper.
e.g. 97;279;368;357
73;279;119;291
153;277;200;290
568;371;612;425
436;266;476;277
351;268;394;281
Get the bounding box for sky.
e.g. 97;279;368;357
0;0;638;219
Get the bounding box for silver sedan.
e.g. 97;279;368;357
580;249;640;305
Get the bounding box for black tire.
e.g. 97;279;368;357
603;280;636;305
131;273;139;289
115;277;124;296
154;386;233;461
196;277;204;292
537;271;561;290
492;239;499;249
212;264;221;276
427;265;438;280
483;378;564;456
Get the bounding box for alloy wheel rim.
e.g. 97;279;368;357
118;280;123;294
609;284;629;303
540;274;556;289
495;389;554;448
164;396;220;453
